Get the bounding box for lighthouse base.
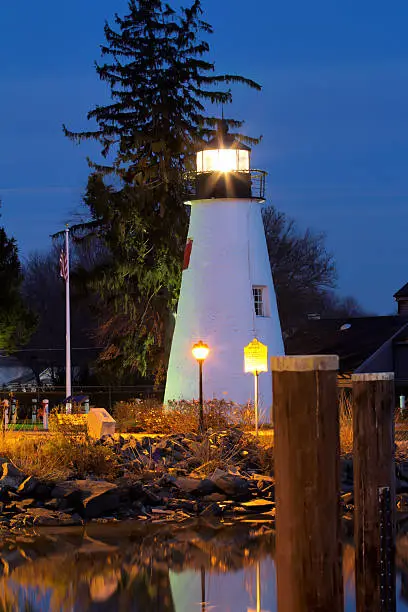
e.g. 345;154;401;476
164;197;285;424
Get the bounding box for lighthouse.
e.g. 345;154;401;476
164;122;284;421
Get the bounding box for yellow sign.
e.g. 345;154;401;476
244;338;268;373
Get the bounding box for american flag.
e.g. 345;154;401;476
59;248;68;281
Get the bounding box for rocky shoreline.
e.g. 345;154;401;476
1;429;408;534
0;429;276;532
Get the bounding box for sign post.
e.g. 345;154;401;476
244;339;268;435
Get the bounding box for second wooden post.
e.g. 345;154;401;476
272;355;343;612
353;372;396;612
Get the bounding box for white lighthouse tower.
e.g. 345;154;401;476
164;123;284;420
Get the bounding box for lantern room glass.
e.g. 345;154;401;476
196;149;250;173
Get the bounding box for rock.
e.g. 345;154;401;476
0;462;26;490
128;482;144;501
251;474;275;483
120;446;138;462
341;459;353;484
51;481;83;508
120;439;143;462
32;482;52;501
140;470;159;482
17;476;40;497
397;479;408;494
202;493;227;502
235;499;275;514
341;492;354;505
6;498;37;512
397;461;408;482
82;482;119;519
170;451;185;462
200;502;223;517
51;479;120;518
122;437;137;448
88;408;116;439
99;434;116;446
397;495;408;512
44;498;61;510
173;477;216;496
141;488;162;506
26;508;83;526
210;469;250;499
166;498;199;513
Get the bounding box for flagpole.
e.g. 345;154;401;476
65;226;72;413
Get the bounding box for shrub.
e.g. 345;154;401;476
113;398;257;434
48;404;88;435
0;433;118;482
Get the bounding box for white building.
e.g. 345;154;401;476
164;124;284;420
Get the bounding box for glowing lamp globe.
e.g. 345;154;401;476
192;341;210;362
196;147;250;173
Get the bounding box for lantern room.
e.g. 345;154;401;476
196;141;250;173
188;122;266;201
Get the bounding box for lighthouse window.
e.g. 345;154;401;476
238;149;249;171
253;286;265;317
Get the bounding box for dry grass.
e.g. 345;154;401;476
339;390;353;455
0;433;118;482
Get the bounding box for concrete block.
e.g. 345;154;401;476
87;408;116;439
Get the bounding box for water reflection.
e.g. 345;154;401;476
1;521;408;611
0;521;275;612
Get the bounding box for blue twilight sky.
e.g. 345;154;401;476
1;0;408;314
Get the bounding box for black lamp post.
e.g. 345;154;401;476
192;340;209;434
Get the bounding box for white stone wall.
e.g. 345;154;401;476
164;197;284;421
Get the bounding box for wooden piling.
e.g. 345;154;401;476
271;355;343;612
353;372;396;612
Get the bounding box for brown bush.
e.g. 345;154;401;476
114;398;256;434
0;433;118;482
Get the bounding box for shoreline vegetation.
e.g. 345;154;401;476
0;397;407;534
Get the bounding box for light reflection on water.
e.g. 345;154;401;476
1;522;408;611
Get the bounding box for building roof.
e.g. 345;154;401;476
394;283;408;299
205;132;251;151
286;316;408;373
201;119;251;151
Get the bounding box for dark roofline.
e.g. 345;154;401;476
394;282;408;299
356;321;408;373
285;314;408;374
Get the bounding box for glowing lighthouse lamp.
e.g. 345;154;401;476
164;122;284;418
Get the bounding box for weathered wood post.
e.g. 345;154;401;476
353;372;396;612
271;355;343;612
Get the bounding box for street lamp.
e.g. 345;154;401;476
192;340;210;433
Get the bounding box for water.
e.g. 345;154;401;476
1;521;408;611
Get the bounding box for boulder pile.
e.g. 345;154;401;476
0;429;276;531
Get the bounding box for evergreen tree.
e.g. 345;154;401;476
0;218;36;352
64;0;260;379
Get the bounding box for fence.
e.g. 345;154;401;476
0;385;163;419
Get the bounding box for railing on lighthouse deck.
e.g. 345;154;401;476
184;168;266;201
